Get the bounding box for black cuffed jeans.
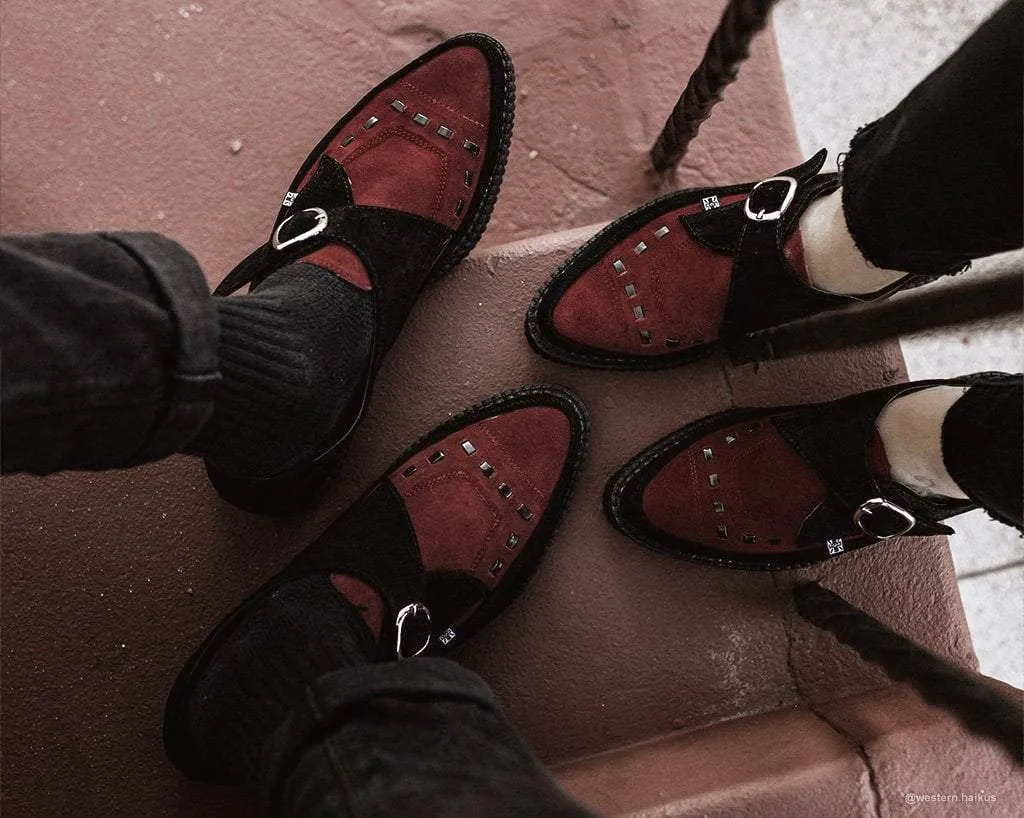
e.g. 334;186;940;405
1;232;220;473
841;0;1023;274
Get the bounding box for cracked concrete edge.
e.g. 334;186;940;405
553;702;867;817
816;684;1024;818
774;571;882;817
554;683;1022;817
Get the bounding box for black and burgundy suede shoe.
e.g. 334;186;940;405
602;375;1018;570
165;385;588;782
207;33;515;512
526;150;955;370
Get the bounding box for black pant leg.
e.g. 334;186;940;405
841;0;1024;273
943;376;1023;531
262;659;595;818
1;232;219;473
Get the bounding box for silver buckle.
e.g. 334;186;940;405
395;602;432;659
853;498;916;539
271;207;328;250
744;176;798;222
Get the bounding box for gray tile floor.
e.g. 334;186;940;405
774;0;1022;686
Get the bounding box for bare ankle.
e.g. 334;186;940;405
876;386;970;500
800;188;908;296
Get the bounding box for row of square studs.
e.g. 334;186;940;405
610;224;682;347
701;424;780;544
400;438;529;576
337;99;481;217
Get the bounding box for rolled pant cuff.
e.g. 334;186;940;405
260;658;498;807
102;231;221;460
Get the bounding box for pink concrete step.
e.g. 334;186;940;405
0;0;799;261
1;224;990;817
555;684;1024;817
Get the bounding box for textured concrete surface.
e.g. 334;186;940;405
555;704;866;817
774;0;1024;688
816;685;1024;818
0;0;798;256
0;1;1013;816
555;684;1024;817
958;566;1024;692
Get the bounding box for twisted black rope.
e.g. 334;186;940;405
650;0;779;173
794;582;1023;763
729;269;1023;363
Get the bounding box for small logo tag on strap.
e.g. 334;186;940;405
438;627;457;647
702;195;720;211
826;538;845;555
282;191;298;208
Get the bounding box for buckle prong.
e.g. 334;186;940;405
272;207;329;250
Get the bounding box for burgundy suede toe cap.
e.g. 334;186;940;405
532;187;813;368
389;400;577;591
640;418;826;556
319;43;496;231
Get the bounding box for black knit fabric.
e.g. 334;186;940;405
186;575;377;785
943;377;1024;531
189;262;374;477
